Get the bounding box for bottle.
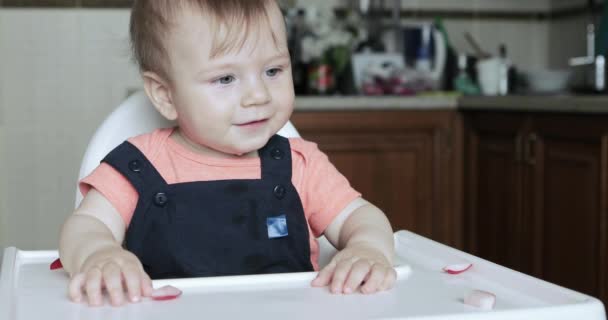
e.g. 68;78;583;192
595;54;605;92
307;57;335;95
415;25;432;72
435;18;458;91
454;54;481;95
498;44;510;95
287;8;308;95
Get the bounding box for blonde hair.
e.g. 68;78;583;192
129;0;280;80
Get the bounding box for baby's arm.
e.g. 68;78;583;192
311;198;396;294
59;189;153;306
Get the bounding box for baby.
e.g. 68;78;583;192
59;0;396;307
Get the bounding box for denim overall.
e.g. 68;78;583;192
102;135;314;279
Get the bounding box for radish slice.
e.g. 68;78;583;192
50;258;63;270
443;263;472;274
464;289;496;310
150;285;182;301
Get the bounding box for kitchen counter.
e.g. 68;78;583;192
459;95;608;114
294;95;458;111
295;95;608;113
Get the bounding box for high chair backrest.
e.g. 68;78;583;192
74;90;301;208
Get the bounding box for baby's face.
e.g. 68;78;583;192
164;2;294;157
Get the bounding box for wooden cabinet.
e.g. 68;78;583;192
292;106;608;305
465;111;608;304
291;110;463;248
464;113;529;273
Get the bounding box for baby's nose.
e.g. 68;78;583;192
242;79;271;107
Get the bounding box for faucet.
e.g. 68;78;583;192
569;23;597;66
568;3;605;92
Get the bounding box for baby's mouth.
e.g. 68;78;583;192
236;119;268;126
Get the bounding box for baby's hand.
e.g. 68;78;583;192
311;243;397;294
68;246;153;307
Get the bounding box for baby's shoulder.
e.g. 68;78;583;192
126;127;174;158
288;137;324;164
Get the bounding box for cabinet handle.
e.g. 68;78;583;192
515;133;523;163
524;133;538;165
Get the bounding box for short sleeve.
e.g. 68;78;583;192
78;129;170;225
79;163;139;226
290;139;361;237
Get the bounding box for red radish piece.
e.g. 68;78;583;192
150;285;182;301
442;263;472;274
464;289;496;310
50;258;63;270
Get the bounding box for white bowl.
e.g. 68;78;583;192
525;69;572;94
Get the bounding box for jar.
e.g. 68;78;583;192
307;60;335;95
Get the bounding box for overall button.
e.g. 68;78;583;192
128;160;142;173
270;148;284;160
273;185;286;199
154;192;168;207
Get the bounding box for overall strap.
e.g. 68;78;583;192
101;141;168;195
259;135;292;182
103;142;171;260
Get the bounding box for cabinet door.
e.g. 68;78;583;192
532;115;606;299
465;113;528;272
291;110;461;246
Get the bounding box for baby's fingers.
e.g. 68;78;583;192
329;259;357;294
342;260;372;294
103;263;126;306
84;267;104;306
68;272;86;303
379;267;398;291
360;264;388;294
311;262;336;287
122;265;144;303
140;271;154;297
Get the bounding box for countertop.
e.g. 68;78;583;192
294;95;458;111
294;94;608;114
458;95;608;114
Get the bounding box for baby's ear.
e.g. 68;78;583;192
142;71;178;121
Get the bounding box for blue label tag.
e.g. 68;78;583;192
267;214;288;238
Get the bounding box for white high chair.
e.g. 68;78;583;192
74;90;301;207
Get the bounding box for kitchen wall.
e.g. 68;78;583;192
0;9;139;249
297;0;588;11
293;0;590;70
0;125;5;248
448;16;587;70
408;18;551;70
0;1;592;250
550;14;589;68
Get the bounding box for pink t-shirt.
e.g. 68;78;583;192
80;128;361;270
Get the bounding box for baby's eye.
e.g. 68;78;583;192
266;68;282;77
215;75;235;85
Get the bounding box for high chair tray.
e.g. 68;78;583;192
0;230;605;320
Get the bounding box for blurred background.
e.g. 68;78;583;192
1;0;607;305
0;0;600;248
